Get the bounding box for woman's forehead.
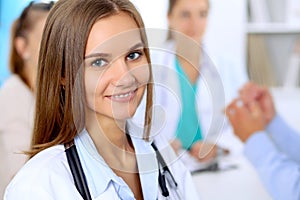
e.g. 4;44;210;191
85;12;142;56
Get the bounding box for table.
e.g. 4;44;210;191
192;154;272;200
188;119;273;200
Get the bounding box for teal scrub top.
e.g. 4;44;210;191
175;58;203;150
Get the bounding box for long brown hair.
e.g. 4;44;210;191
29;0;153;158
9;1;54;87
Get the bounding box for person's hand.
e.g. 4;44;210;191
189;142;218;162
239;82;276;125
226;98;266;142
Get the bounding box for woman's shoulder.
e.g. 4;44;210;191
14;145;68;177
4;145;73;198
0;75;30;94
0;75;33;107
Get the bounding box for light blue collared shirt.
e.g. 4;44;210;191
74;129;159;200
244;115;300;200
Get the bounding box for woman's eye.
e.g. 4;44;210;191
180;11;190;18
199;11;208;18
91;58;108;68
127;51;142;61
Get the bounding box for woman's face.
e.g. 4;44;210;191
84;12;149;121
26;15;48;70
19;13;48;90
168;0;209;43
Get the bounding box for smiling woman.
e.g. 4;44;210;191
84;15;150;121
3;0;199;199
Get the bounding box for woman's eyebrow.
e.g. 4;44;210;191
84;42;144;59
129;42;144;51
84;52;111;59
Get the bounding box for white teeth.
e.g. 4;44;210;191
113;91;133;98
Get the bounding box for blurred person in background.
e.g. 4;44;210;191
0;1;54;197
227;82;300;200
147;0;247;162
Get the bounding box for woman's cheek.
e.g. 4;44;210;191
133;64;150;86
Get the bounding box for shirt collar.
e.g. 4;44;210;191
130;134;159;200
74;128;158;199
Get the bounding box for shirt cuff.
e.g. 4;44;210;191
266;114;282;133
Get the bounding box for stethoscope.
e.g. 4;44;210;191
65;139;182;200
151;142;182;199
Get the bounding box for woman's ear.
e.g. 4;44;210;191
15;36;30;60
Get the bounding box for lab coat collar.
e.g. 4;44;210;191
75;129;158;200
75;130;128;198
130;134;159;200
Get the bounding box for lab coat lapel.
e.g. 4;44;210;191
131;137;159;200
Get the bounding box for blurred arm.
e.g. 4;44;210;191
245;131;300;200
267;115;300;163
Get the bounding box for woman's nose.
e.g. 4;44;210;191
190;15;200;28
111;59;136;86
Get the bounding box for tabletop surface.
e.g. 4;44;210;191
192;154;272;200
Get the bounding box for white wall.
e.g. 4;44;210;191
131;0;247;73
204;0;247;71
130;0;169;45
130;0;168;29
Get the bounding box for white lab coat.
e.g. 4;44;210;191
4;129;200;199
138;41;248;143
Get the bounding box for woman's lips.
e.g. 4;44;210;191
107;89;137;102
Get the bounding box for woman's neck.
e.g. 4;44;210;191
176;40;201;68
85;114;135;166
22;63;36;92
86;115;131;149
175;39;202;84
85;114;143;199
